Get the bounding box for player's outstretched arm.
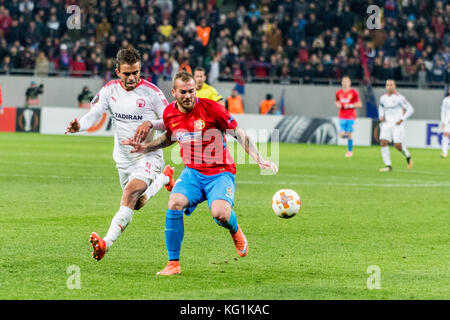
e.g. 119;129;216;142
121;132;175;153
231;126;278;174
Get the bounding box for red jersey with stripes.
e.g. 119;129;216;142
335;88;360;120
164;98;238;175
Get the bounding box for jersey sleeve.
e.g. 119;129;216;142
211;86;223;102
213;101;238;131
150;88;169;131
79;86;109;131
441;99;448;123
352;90;360;103
378;97;385;119
399;95;414;121
162;106;174;138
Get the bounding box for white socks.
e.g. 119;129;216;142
104;206;134;249
142;173;170;200
381;146;391;166
442;135;449;156
102;173;170;250
401;145;411;158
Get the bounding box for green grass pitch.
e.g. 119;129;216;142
0;132;448;300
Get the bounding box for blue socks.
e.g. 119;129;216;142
213;209;239;234
165;209;184;261
165;208;239;260
348;139;353;152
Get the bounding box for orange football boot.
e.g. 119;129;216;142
156;260;181;276
231;225;248;257
163;165;175;191
89;232;106;261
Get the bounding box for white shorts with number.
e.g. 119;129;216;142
117;155;164;190
379;122;405;143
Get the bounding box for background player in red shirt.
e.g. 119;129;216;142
335;76;362;157
122;71;278;275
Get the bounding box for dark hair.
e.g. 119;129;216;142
116;48;141;71
194;66;206;74
173;70;195;88
266;93;272;100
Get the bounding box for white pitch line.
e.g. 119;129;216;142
0;173;116;181
0;160;111;168
0;151;111;159
0;173;449;188
283;170;450;179
275;173;449;184
236;180;450;188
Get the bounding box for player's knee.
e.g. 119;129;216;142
394;143;402;151
211;202;231;224
168;194;188;211
122;186;144;205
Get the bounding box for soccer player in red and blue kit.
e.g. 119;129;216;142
335;76;362;157
122;71;278;275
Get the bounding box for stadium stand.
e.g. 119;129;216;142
0;0;449;88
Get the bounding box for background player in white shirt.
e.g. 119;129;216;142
440;89;450;158
65;48;174;261
378;79;414;172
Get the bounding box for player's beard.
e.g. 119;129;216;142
124;80;136;91
177;96;195;112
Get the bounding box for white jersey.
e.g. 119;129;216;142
378;92;414;123
441;96;450;124
79;79;168;167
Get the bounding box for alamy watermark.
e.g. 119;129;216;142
167;128;280;175
366;265;381;290
66;264;81;290
66;5;81;30
366;5;381;30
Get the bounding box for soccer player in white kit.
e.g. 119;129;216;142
378;79;414;172
440;89;450;158
65;48;174;260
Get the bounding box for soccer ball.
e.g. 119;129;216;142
272;189;301;218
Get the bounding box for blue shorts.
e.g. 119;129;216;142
339;119;355;133
172;167;235;215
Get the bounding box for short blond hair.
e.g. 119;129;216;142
173;70;195;89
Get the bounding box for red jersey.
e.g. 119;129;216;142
335;88;360;120
163;98;238;175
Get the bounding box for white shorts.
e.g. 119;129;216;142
117;155;164;190
379;122;405;143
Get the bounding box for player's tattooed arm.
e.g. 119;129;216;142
231;125;262;162
230;125;278;173
121;132;175;153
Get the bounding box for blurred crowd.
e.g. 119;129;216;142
0;0;450;87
